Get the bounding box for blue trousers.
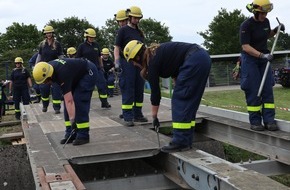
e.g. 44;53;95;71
119;58;145;121
240;53;275;125
171;47;211;146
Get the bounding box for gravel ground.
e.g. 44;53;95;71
0;111;35;190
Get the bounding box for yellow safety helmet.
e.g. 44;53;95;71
14;57;24;63
43;25;54;34
127;6;143;18
67;47;77;55
33;62;54;84
84;28;96;38
252;0;273;12
101;48;110;55
114;10;128;21
123;40;144;62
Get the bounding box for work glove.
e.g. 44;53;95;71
29;87;35;94
71;120;77;130
232;64;241;80
274;24;285;33
153;117;160;131
259;53;273;61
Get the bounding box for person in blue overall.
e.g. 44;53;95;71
76;28;111;108
9;57;34;120
35;25;64;114
123;40;211;153
29;52;41;103
101;48;115;97
114;6;148;127
33;58;98;145
240;0;285;131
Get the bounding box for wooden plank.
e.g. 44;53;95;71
0;132;23;141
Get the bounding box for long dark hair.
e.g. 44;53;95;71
140;43;160;80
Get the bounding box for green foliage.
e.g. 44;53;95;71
202;87;290;121
223;143;265;163
99;17;173;54
100;19;119;50
198;8;247;54
268;32;290;50
139;18;173;46
47;17;102;52
0;23;41;53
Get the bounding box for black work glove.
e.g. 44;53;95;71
274;24;285;33
71;120;77;130
153;117;160;131
259;53;273;61
115;67;122;74
29;87;35;94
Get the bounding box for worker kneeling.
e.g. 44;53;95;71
33;58;98;146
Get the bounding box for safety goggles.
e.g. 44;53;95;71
254;3;273;12
15;62;22;64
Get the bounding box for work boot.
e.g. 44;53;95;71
15;113;21;120
73;138;89;146
119;114;124;119
60;137;75;144
55;109;60;114
250;124;265;131
60;131;76;144
42;107;47;112
125;120;134;127
101;102;111;108
265;123;279;131
161;142;190;153
134;116;148;122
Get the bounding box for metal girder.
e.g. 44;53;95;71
83;173;179;190
198;105;290;165
238;160;290;176
171;151;289;190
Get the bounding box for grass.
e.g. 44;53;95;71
201;86;290;121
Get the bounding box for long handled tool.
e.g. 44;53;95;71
257;17;282;97
62;129;76;148
155;125;161;148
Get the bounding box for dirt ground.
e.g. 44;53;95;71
0;111;35;190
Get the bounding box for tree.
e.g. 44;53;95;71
0;22;41;53
100;19;119;51
0;23;41;64
139;17;172;46
198;8;247;54
268;32;290;51
47;16;103;53
100;17;173;54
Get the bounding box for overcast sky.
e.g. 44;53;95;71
0;0;288;45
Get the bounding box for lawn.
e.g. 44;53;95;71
201;85;290;121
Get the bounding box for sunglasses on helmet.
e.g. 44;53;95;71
254;3;273;12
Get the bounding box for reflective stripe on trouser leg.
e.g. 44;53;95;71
133;69;145;119
171;47;211;146
73;61;97;139
262;103;275;124
40;83;51;108
240;53;275;125
51;82;62;110
119;58;138;121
